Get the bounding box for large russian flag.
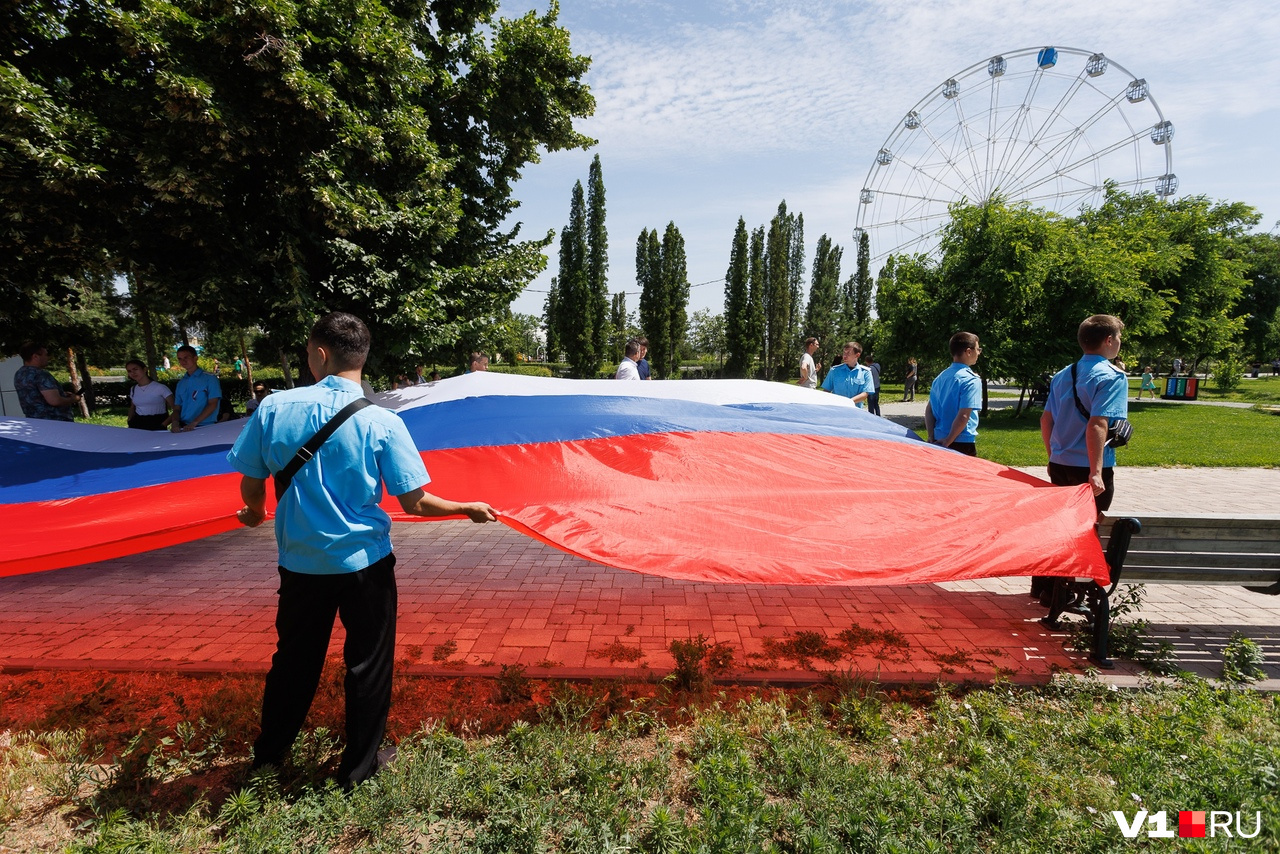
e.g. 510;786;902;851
0;372;1108;584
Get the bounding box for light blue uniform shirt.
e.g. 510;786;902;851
174;368;222;427
227;375;430;574
821;363;875;408
1045;355;1129;468
928;362;983;443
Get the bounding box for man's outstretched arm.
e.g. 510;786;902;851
396;488;496;523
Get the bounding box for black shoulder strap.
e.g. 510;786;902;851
1069;362;1091;421
274;397;373;500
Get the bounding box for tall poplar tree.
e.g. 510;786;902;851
660;222;690;377
557;180;593;376
787;211;806;368
804;234;842;369
637;227;666;374
763;203;793;380
586;154;609;369
723;217;752;377
747;226;767;376
853;230;874;341
543;277;562;363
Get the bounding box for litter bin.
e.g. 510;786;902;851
1161;375;1199;400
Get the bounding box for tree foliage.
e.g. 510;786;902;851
636;222;688;378
804;234;841;372
723;217;751;377
1;0;594;367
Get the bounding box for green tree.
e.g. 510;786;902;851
851;231;874;341
687;309;726;366
606;291;632;365
804;234;842;371
747;226;766;376
556;181;594;376
1227;228;1280;363
543;278;562;363
723;218;752;377
1;0;595;367
586;154;610;369
660;221;689;377
637;227;665;374
762;203;793;380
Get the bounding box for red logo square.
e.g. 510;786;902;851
1179;811;1206;838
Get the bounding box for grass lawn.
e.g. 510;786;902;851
1129;373;1280;405
968;402;1280;468
3;672;1278;852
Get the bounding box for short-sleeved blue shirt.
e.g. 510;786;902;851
227;375;430;574
174;368;221;427
14;366;72;421
1045;355;1129;468
928;362;983;442
821;363;875;407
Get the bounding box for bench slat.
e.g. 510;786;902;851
1119;550;1280;570
1119;566;1280;584
1101;536;1280;555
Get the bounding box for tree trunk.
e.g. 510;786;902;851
240;332;254;389
179;324;190;347
66;347;91;419
131;274;159;374
1014;384;1027;417
279;347;294;389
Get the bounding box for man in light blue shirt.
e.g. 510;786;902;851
1041;314;1128;510
924;332;983;456
820;341;874;408
229;312;495;789
172;345;221;431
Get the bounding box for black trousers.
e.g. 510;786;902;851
252;553;397;788
1032;464;1115;598
950;441;977;457
867;393;881;416
1047;462;1115;512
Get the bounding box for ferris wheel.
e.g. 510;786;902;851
853;47;1175;264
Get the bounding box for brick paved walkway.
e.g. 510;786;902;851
2;466;1277;685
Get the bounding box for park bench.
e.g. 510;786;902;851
1043;513;1280;668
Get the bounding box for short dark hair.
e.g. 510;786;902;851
949;332;979;358
18;342;45;362
469;351;488;366
1078;314;1124;351
176;344;197;359
125;358;147;373
309;312;370;370
842;341;862;354
637;336;649;347
624;339;641;358
804;337;818;348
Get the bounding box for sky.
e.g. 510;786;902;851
498;0;1280;319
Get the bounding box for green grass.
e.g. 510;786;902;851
4;677;1279;852
967;403;1280;467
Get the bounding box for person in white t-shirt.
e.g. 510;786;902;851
616;339;642;380
125;359;174;431
799;337;819;388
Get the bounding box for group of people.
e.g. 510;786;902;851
15;341;273;431
614;337;653;380
799;316;1130;510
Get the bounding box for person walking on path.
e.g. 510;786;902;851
924;332;983;456
229;312;495;790
902;357;918;401
798;337;819;389
171;345;221;432
820;342;874;408
14;342;80;421
1138;366;1157;400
